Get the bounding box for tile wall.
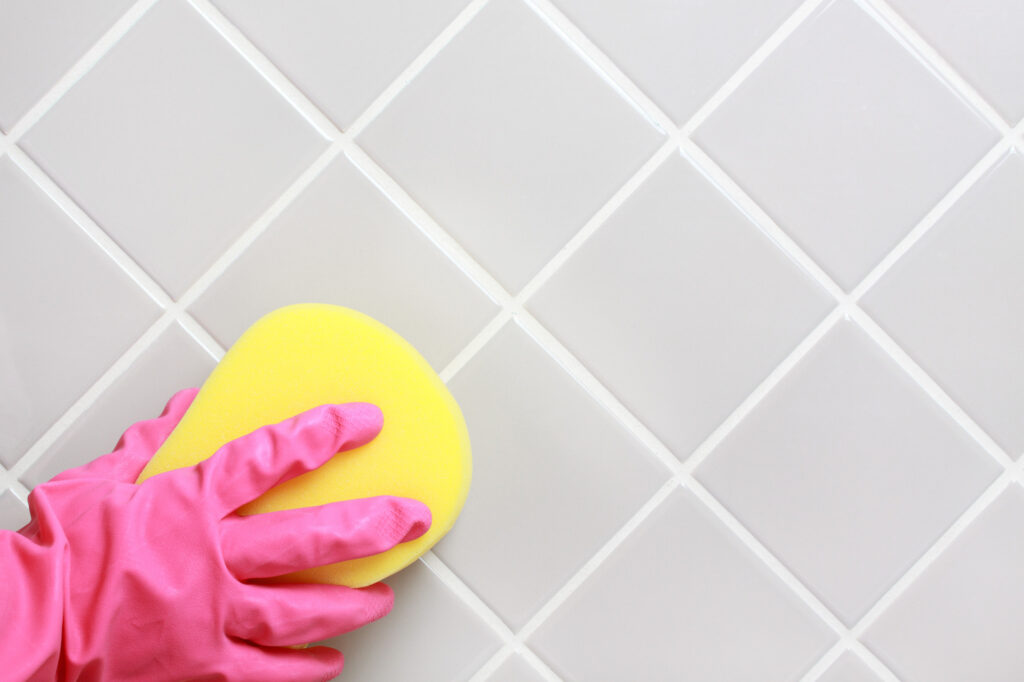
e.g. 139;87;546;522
2;0;1022;680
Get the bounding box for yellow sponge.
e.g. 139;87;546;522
136;303;471;588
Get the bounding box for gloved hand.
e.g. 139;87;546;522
0;388;431;681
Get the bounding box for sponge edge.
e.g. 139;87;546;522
136;303;471;588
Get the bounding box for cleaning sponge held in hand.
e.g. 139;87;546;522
136;303;471;588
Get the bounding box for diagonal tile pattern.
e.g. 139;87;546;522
210;0;470;131
697;321;1000;624
694;0;998;290
530;152;832;458
439;322;667;629
864;487;1024;682
888;0;1024;123
2;0;1023;679
190;154;497;369
0;0;135;131
529;489;835;681
0;157;157;467
863;151;1024;458
19;0;327;298
358;0;665;292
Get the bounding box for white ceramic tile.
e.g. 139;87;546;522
864;487;1024;682
863;152;1024;457
889;0;1024;123
552;0;803;124
697;321;1000;624
20;323;214;488
320;561;501;682
438;323;667;628
530;489;834;681
19;0;327;298
0;157;158;468
357;0;664;292
489;655;545;682
694;0;998;290
0;0;135;132
190;155;496;369
0;490;31;533
820;653;883;682
530;153;832;458
210;0;469;130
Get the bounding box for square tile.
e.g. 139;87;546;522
529;152;832;458
320;561;501;682
20;0;327;298
20;323;215;489
863;152;1024;457
864;487;1024;682
697;321;1000;624
820;653;883;682
438;323;667;628
190;155;496;370
530;489;835;681
0;157;158;468
0;0;134;131
552;0;802;124
489;655;545;682
358;0;664;292
0;489;31;533
889;0;1024;123
211;0;469;130
694;0;998;289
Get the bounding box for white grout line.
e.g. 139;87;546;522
419;551;563;682
345;0;493;139
857;0;1011;135
849;139;1013;301
6;148;175;309
1;0;160;145
7;0;1019;678
681;0;829;135
0;464;32;507
467;478;680;681
10;312;179;481
520;0;674;133
514;138;679;304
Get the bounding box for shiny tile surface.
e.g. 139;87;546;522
191;155;496;369
359;0;664;291
695;0;997;289
530;489;835;681
553;0;802;124
320;562;501;682
531;152;831;458
211;0;469;130
864;152;1024;457
0;0;134;131
3;0;1022;677
20;324;214;488
865;487;1024;682
20;0;326;297
889;0;1024;122
697;321;1000;624
0;157;157;467
439;323;667;628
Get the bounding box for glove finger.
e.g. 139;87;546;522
191;403;382;516
227;582;394;647
225;642;344;682
221;495;431;580
51;388;198;484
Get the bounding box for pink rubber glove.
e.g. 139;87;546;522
0;389;431;681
